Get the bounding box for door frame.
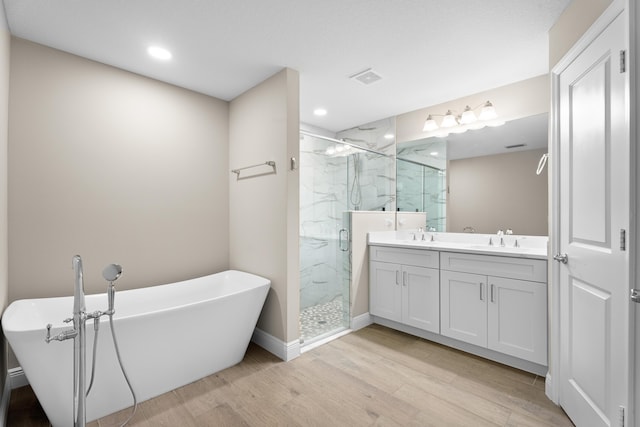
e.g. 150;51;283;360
631;0;640;422
547;1;636;425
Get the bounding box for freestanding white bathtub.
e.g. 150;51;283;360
2;270;270;427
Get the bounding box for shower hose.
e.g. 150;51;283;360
86;312;138;427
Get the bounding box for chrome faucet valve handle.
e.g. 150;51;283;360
45;324;52;343
505;228;513;235
497;229;504;236
63;317;73;323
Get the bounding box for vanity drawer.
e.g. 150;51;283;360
440;251;547;282
369;245;439;269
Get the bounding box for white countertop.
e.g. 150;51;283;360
368;230;548;260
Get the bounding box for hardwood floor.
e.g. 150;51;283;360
7;324;573;426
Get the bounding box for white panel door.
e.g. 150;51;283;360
557;9;630;427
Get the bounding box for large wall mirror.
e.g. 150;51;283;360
396;113;548;235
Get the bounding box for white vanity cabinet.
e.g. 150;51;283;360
369;246;440;333
440;252;548;365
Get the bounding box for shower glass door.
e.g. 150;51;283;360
299;132;351;345
299;129;395;346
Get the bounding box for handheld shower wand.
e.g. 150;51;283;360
102;264;122;314
101;263;138;426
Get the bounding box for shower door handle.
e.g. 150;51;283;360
339;229;350;252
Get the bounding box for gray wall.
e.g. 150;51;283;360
229;68;300;344
548;0;613;68
8;38;230;301
0;1;10;404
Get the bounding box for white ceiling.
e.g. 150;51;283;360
2;0;571;133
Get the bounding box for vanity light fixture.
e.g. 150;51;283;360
422;100;498;133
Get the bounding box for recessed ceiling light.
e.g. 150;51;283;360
147;46;172;60
430;152;439;156
313;108;327;116
384;133;394;140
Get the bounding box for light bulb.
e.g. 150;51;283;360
423;115;439;132
441;110;457;128
459;106;477;124
479;101;497;120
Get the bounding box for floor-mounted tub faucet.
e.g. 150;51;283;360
45;255;88;427
45;256;134;427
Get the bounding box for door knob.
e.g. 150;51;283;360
553;253;568;264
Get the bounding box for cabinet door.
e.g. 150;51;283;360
440;270;487;347
487;276;547;365
369;261;402;322
402;265;440;333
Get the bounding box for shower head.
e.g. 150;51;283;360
102;264;123;283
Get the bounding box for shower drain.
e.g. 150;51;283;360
317;320;327;324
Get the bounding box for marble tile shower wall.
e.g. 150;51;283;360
336;117;396;212
424;168;447;230
300;135;348;309
299;118;396;310
396;137;447;230
396;159;424;212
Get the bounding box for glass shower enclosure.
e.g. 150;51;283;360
299;131;394;346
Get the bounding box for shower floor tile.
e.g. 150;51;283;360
300;298;346;344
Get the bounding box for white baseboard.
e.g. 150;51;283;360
351;312;373;331
373;316;548;377
545;372;558;404
251;328;300;361
8;367;27;389
0;370;12;427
